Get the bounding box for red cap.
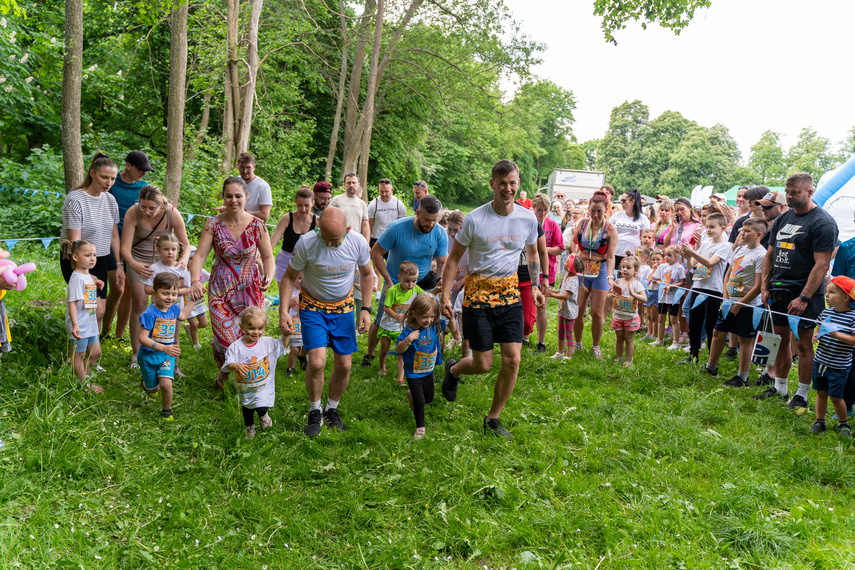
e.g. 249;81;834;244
831;275;855;301
313;181;332;194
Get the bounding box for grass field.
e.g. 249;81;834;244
2;245;855;568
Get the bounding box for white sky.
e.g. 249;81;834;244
503;0;855;161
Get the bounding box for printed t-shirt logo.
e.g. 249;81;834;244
776;224;802;241
240;355;270;382
463;274;520;309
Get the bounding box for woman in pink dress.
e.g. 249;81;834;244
189;177;275;387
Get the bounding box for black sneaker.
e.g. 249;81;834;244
810;419;827;434
323;408;346;431
787;395;809;411
755;371;774;387
521;340;530;348
285;367;296;377
677;356;698;365
703;365;719;378
754;388;787;400
838;422;851;438
536;343;547;354
723;347;738;360
359;354;374;367
160;408;174;421
483;416;513;439
722;375;749;388
297;355;308;370
442;359;460;402
304;409;323;437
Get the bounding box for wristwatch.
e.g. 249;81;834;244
361;306;372;314
798;294;811;303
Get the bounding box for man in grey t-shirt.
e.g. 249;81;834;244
367;178;407;248
237;152;272;221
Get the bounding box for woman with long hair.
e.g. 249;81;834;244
652;199;675;246
610;188;649;267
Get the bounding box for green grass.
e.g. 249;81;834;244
2;244;855;568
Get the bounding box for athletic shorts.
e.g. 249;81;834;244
300;308;358;355
714;305;758;339
658;302;680;317
580;264;610;292
462;302;524;352
644;289;659;308
377;327;401;341
73;335;100;353
60;253;115;300
611;315;641;331
557;315;575;342
770;287;824;330
813;361;849;399
519;281;536;337
139;350;175;390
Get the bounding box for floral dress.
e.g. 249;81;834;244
207;216;264;366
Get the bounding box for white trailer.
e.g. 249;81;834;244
546;169;606;201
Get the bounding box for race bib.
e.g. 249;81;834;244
613;295;637;317
694;265;711;279
413;349;437;375
240;356;270;383
292;315;301;334
83;283;98;310
583;260;601;278
354;269;360;285
392;303;406;316
151;317;177;343
726;279;744;298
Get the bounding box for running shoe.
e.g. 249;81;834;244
591;347;602;359
753;388;787;400
650;339;664;347
359;354;374;367
414;427;426;440
323;408;346;431
722;375;749;388
304;409;323;437
245;425;256;440
483;416;512;439
754;372;774;387
838;422;851;438
723;347;738;360
536;343;547;354
786;395;809;411
259;414;272;430
160;409;174;421
442;359;460;402
809;419;826;434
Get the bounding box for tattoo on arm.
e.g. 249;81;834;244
528;260;541;284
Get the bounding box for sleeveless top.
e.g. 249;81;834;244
130;205;175;264
281;212;317;254
575;218;611;256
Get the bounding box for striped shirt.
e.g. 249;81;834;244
61;190;120;257
815;308;855;368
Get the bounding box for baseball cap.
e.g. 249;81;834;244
125;150;154;172
313;181;332;194
710;193;727;202
755;191;786;207
831;275;855;301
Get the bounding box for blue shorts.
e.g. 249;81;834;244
73;335;100;353
579;265;609;292
300;308;358;355
644;289;659;308
139;350;175;390
812;361;849;399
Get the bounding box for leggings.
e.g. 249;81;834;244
406;372;435;428
688;288;721;358
242;406;269;427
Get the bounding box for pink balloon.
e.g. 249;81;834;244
2;269;16;286
16;262;36;274
14;274;26;291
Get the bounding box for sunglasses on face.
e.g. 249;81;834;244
413;182;426;188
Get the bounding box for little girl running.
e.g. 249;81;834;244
545;254;584;360
396;293;447;440
143;235;191;376
610;256;647;366
63;239;104;393
223;306;289;439
183;246;209;348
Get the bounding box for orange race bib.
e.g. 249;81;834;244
240;355;270;383
694;265;711;279
151;317;177;343
583;260;601;278
391;303;406;316
83;283;98;310
613;295;638;317
726;279;744;298
413;349;437;375
292;314;301;334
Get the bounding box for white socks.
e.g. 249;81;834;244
309;400;322;412
775;378;788;395
795;383;810;400
325;398;339;411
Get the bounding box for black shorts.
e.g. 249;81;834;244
417;270;439;291
462;302;524;352
658;302;680;317
60;252;115;300
714;305;758;339
769;287;823;330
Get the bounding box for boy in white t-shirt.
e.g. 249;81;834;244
704;218;767;385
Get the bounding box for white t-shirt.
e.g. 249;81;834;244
612;278;646;320
329;194;369;235
557;274;579;320
610;210;650;258
638;264;652;289
367;196;407;238
188;268;210;318
142;262;191;306
691;239;732;294
244;176;273;214
653;262;687;304
222;336;288;408
289;230;371;302
288;288;302;346
727;245;765;305
66;271;99;340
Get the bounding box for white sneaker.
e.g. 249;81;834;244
130;354;140;370
549;352;563;359
667;343;682;350
651;339;664;347
682;346;691;352
193;343;202;349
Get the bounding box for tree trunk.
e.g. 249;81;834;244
61;0;84;192
187;90;211;162
341;0;375;172
164;0;189;205
355;0;384;192
222;69;235;173
235;0;263;156
324;0;350;183
222;0;240;171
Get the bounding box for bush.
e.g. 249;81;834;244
6;300;67;368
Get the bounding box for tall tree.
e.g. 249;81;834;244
748;130;785;186
594;0;712;44
164;0;188;204
61;0;84;191
786;126;837;182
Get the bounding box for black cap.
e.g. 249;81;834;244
125;150;154;172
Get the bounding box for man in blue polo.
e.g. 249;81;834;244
360;195;447;367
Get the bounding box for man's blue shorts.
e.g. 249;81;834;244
139;350;175;390
300;308;358;355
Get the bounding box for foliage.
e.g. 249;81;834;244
748;130;786;187
594;0;712;44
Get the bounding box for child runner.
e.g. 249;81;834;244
284;272;306;377
396;293;447;440
679;213;731;365
138;273;195;420
545;254;583;360
379;261;424;385
183;246;209;348
222;306;289;439
643;250;664;342
143;235;191;377
809;276;855;438
704;218;767;384
62;239;104;393
611;256;647;365
651;246;687;348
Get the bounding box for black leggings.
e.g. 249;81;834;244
688;288;721;358
407;372;435;428
242;406;269;427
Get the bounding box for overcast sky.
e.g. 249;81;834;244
502;0;855;161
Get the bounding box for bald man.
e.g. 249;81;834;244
278;207;374;437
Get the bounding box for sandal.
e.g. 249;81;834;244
215;374;226;389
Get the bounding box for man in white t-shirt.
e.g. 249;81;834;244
439;159;544;439
330;172;371;245
367;178;407;248
278;207;374;437
236;152;272;221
